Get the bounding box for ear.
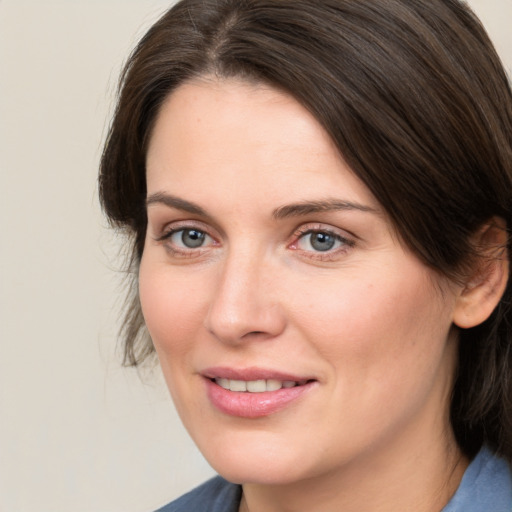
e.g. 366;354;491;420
453;217;509;329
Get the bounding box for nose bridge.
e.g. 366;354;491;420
204;243;284;344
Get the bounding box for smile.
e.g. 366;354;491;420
214;378;307;393
203;370;317;418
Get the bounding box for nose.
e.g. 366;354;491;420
204;249;286;345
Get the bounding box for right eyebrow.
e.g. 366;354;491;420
146;192;208;216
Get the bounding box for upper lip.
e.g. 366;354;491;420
201;366;315;382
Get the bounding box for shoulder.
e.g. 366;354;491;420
442;446;512;512
154;476;242;512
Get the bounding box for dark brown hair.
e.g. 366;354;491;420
99;0;512;461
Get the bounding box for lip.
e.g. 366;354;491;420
202;366;315;382
202;366;317;418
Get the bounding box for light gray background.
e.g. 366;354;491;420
0;1;511;511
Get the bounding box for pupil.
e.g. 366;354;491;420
311;232;335;251
182;229;205;248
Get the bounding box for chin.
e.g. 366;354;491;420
191;428;326;486
209;456;310;486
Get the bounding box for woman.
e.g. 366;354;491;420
99;0;512;510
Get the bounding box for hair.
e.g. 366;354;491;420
99;0;512;461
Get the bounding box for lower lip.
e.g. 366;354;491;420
205;379;316;418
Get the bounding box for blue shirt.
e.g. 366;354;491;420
442;446;512;511
156;446;512;511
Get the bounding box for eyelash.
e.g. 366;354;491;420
154;223;355;260
155;222;218;258
290;225;355;261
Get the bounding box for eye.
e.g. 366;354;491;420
154;223;216;254
168;228;213;249
291;227;355;258
298;231;341;252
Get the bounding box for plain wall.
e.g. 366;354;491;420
0;1;511;511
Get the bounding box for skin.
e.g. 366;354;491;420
140;78;470;512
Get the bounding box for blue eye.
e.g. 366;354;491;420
169;228;212;249
297;231;345;252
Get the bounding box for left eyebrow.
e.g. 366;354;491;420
272;199;378;220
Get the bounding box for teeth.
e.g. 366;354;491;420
214;378;301;392
266;379;282;391
217;378;230;389
230;380;247;392
246;380;266;392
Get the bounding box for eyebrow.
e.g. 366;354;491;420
146;192;377;219
146;192;208;216
272;199;377;219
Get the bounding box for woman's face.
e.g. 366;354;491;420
140;79;461;485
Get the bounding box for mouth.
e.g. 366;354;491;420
212;378;312;393
202;368;317;418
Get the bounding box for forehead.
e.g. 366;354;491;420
147;78;337;165
145;78;380;214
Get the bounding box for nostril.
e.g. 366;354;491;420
241;331;267;340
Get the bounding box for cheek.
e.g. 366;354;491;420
290;268;457;448
138;257;208;358
291;263;454;383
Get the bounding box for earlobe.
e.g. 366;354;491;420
453;218;509;329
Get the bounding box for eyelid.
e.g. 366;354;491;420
153;219;218;242
153;220;220;259
291;223;355;243
288;223;356;259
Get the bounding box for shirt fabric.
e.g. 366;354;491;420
155;446;512;512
